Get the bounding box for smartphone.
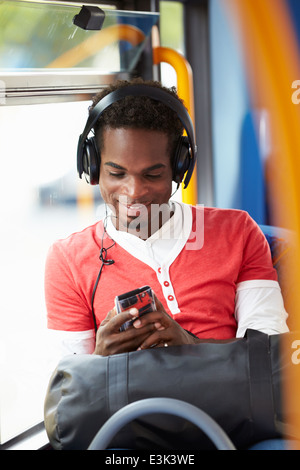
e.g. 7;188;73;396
115;285;156;332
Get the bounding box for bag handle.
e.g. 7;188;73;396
88;397;236;450
247;329;278;439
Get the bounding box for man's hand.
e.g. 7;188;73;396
132;294;199;350
93;293;199;356
93;305;160;356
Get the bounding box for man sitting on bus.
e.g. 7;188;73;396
44;77;288;357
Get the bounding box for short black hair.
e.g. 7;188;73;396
89;77;185;157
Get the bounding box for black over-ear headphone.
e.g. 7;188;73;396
77;84;197;188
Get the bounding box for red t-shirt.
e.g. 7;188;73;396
45;206;277;339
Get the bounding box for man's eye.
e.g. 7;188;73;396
109;173;124;178
146;174;161;179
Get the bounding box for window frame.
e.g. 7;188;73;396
2;71;130;105
0;422;49;451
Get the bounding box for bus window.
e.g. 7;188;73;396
0;1;159;105
0;0;158;71
160;1;185;86
0;0;159;446
0;99;102;444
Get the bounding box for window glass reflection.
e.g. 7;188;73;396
0;100;103;443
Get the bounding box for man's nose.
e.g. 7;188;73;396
123;176;148;201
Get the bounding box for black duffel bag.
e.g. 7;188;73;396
44;329;299;450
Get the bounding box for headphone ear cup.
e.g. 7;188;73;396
82;136;100;185
172;136;191;184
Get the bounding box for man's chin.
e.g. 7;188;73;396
113;201;173;237
118;215;150;235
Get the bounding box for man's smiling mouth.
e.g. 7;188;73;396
118;198;151;217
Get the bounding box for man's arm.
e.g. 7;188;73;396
235;280;289;337
45;242;96;356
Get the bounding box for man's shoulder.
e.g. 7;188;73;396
189;204;250;223
51;220;104;254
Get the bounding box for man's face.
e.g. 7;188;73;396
99;127;174;238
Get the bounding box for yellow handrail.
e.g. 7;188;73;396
47;24;145;68
153;46;198;205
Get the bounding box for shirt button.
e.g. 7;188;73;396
168;295;174;301
164;281;169;287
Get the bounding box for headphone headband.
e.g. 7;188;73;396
77;84;197;188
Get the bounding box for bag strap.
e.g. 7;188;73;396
247;329;279;439
107;354;129;415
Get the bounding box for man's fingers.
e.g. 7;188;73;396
100;307;139;331
112;308;139;331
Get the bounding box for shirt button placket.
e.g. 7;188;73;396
157;266;179;313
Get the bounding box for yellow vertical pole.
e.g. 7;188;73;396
224;0;300;447
153;46;198;205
